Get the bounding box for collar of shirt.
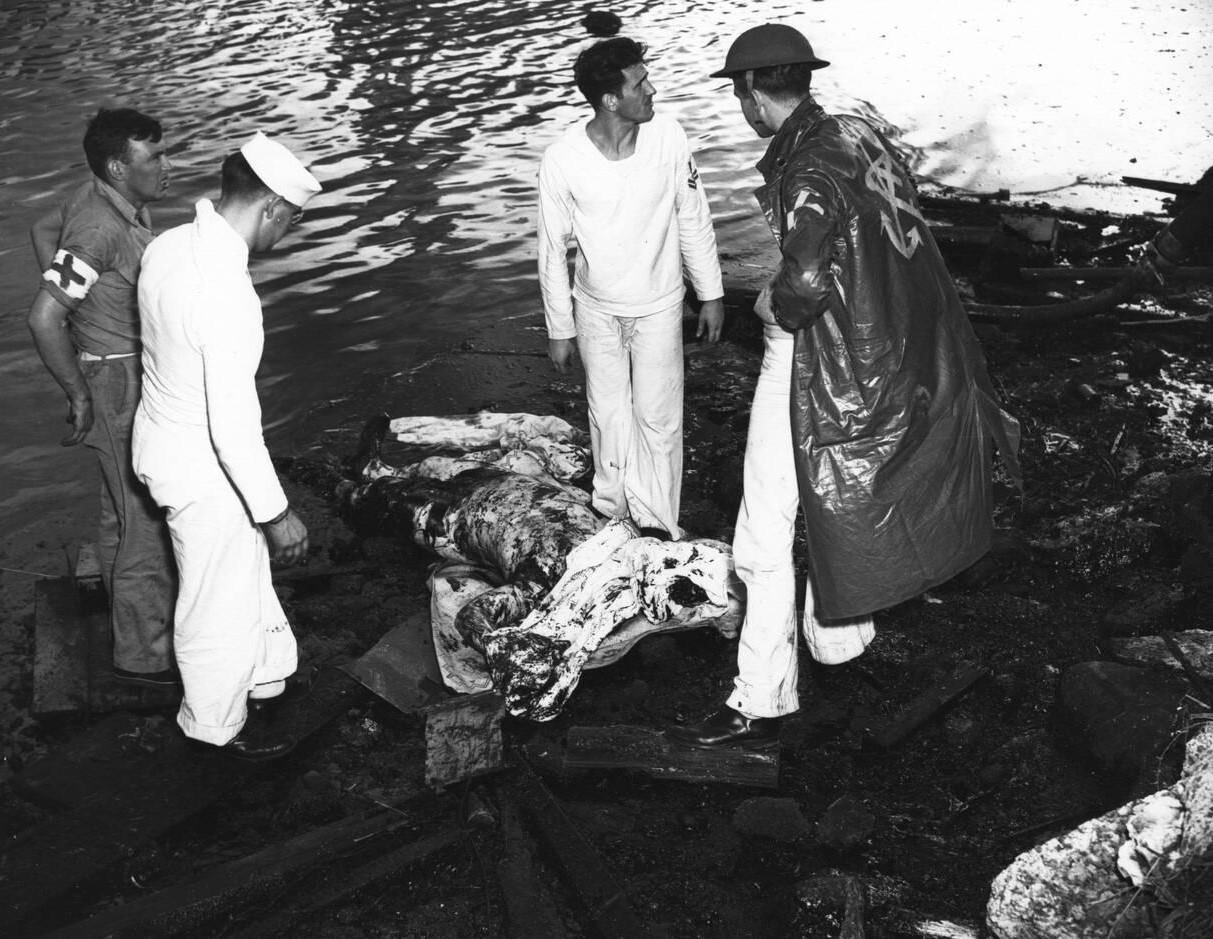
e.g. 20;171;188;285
756;95;827;180
192;198;250;270
91;176;153;231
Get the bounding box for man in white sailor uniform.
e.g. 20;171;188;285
537;36;725;541
133;132;318;760
28;107;178;687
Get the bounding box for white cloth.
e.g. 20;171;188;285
537;114;723;340
576;300;684;535
482;520;737;720
133;198;297;745
727;326;875;720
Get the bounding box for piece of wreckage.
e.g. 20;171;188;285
328;412;741;720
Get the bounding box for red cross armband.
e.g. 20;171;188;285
43;249;100;302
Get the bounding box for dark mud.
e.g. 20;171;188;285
2;197;1212;937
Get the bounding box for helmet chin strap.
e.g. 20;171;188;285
744;69;754;94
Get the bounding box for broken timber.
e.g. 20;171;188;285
494;790;569;939
870;662;988;749
562;724;780;789
1020;265;1213;282
0;667;367;934
506;758;656;939
33;557;178;717
45;811;459;938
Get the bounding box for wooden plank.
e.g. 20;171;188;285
32;572;179;719
0;667;365;933
46;813;457;938
225;828;462;939
507;760;656;939
32;577;90;716
11;711;166;809
495;791;568;939
871;662;989;749
1121;175;1198;196
564;724;780;789
424;691;506;789
1020;265;1213;282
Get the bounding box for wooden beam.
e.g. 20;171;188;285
507;759;656;939
46;812;457;938
870;662;988;749
224;828;463;939
1020;265;1213;282
495;790;569;939
1121;175;1198;196
564;724;779;789
1;667;366;933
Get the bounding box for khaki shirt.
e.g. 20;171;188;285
39;178;154;356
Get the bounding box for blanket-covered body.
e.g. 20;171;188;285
340;413;740;719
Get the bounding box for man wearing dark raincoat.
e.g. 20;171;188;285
669;24;1020;749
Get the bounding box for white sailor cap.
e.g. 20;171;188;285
240;131;322;207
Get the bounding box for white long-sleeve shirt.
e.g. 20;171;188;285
135;199;288;523
537;114;724;340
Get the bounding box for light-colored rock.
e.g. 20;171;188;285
986;722;1213;939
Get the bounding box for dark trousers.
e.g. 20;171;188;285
81;356;176;672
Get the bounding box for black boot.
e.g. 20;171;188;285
213;706;297;762
666;705;781;749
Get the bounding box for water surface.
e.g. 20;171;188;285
0;0;1209;538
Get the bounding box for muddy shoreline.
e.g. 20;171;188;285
2;194;1213;936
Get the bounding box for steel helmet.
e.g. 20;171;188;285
710;24;829;78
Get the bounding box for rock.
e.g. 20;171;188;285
1100;581;1185;634
986;723;1213;939
732;796;812;843
815;794;876;851
1109;629;1213;681
1054;661;1187;792
986;808;1153;939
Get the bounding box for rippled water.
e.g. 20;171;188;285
0;0;1209;536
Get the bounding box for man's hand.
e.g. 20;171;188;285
62;391;94;446
754;285;777;326
696;298;725;342
263;509;309;566
548;337;577;374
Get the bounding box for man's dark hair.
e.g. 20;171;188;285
732;62;816;102
574;37;647;109
82;108;162;181
219;151;275;202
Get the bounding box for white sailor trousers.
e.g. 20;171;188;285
727;326;875;719
575;300;684;538
133;416;297;745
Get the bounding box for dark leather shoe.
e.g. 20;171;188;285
207;708;297;762
666;706;781;749
222;727;296;762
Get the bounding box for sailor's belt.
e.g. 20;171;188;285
79;351;137;362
